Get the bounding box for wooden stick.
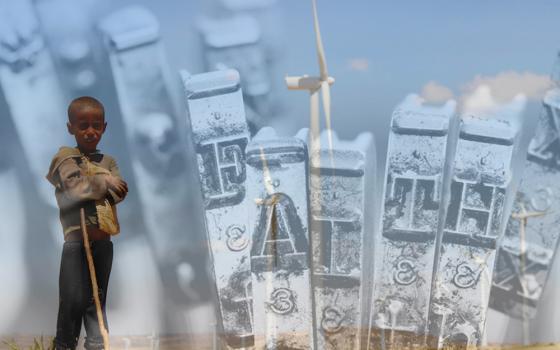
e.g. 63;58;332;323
80;208;110;350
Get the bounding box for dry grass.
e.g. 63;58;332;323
1;334;559;350
2;336;53;350
0;334;208;350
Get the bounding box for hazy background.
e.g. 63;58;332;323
1;0;559;345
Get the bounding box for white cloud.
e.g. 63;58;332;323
420;81;455;104
419;71;550;113
461;84;527;125
347;58;369;72
461;71;551;106
461;85;496;114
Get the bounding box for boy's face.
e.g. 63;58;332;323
67;107;106;153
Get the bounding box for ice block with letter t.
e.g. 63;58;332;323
310;130;376;350
369;95;456;349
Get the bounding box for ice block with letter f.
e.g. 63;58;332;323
183;69;254;348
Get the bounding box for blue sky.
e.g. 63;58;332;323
125;0;560;143
279;0;558;129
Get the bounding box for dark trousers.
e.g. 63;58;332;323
54;240;113;350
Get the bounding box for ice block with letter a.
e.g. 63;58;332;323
429;109;522;348
490;88;560;320
183;69;254;348
368;95;457;349
0;0;70;206
309;130;376;350
246;127;314;349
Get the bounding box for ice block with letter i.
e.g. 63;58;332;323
309;130;376;350
0;0;70;206
0;141;27;334
199;15;268;99
368;95;456;349
198;14;270;124
220;0;277;12
428;107;523;348
218;0;283;61
490;88;560;320
182;69;254;348
34;0;99;94
246;127;314;349
98;5;210;316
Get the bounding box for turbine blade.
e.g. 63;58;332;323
311;0;329;80
320;80;335;169
310;87;321;141
310;87;321;166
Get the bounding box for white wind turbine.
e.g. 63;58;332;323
285;0;335;164
285;3;335;345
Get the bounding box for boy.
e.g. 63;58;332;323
46;96;128;350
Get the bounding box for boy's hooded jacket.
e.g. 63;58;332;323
46;146;124;236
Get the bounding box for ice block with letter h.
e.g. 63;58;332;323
368;95;457;349
246;127;314;349
310;130;376;350
183;69;254;348
490;88;560;320
429;110;522;348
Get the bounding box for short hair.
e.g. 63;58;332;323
67;96;105;123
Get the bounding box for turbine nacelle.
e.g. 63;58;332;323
285;75;335;91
